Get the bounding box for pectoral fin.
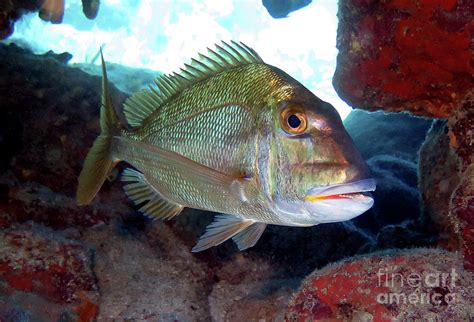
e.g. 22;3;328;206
121;168;183;220
232;222;267;251
192;215;254;252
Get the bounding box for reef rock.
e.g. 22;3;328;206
333;0;472;118
0;43;130;229
334;0;474;273
448;94;474;269
286;249;474;321
81;223;211;321
419;121;460;250
419;94;474;271
0;223;98;321
0;0;100;39
0;1;40;39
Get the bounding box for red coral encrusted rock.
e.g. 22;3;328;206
0;223;99;321
333;0;473;117
285;249;473;321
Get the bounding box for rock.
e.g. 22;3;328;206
419;121;460;250
419;94;474;271
447;93;474;271
334;0;473;273
0;223;99;321
208;253;297;321
0;43;129;229
81;222;211;321
0;1;40;39
333;0;473;118
262;0;312;18
286;249;474;321
81;0;100;20
0;0;101;39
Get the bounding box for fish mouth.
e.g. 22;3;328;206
304;178;376;203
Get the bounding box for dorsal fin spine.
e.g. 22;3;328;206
207;48;227;67
191;58;213;72
225;42;245;61
216;44;238;64
184;63;205;77
122;41;264;128
156;79;172;96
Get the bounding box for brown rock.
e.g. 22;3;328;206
419;93;474;271
82;222;211;321
419;120;460;250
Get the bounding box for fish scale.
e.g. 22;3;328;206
125;63;285;175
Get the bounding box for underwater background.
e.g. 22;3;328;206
0;0;472;321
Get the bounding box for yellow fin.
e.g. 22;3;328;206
121;168;183;220
76;49;118;205
77;135;113;205
122;41;264;128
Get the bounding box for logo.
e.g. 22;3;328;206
376;267;458;305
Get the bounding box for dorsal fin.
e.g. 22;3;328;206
123;41;264;128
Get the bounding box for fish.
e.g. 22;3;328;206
76;41;376;252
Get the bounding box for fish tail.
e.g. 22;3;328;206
76;49;119;205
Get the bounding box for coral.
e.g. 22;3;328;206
333;0;473;117
286;249;474;321
0;223;98;321
334;0;474;274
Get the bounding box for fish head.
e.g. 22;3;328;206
265;89;375;226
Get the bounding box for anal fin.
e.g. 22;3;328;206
232;222;267;251
192;215;255;252
121;168;183;220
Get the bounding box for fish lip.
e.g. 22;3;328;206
305;178;376;202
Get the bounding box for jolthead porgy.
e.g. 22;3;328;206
77;41;376;252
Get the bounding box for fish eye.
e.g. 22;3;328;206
280;106;307;134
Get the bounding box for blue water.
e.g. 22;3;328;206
9;0;352;119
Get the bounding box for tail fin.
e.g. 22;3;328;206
77;49;119;205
